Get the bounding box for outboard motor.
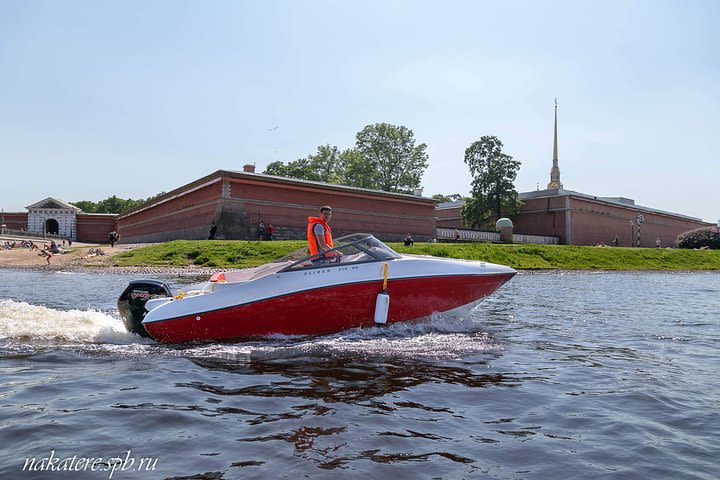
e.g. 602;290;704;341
117;280;172;338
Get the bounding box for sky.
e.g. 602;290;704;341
1;0;718;222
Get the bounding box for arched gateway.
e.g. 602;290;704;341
26;197;80;239
45;218;60;235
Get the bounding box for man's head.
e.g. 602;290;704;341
320;206;332;222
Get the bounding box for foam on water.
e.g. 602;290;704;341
0;297;500;360
0;298;141;344
181;310;500;361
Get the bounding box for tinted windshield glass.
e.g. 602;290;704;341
279;234;400;271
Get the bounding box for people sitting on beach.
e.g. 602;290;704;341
83;247;106;258
49;241;60;254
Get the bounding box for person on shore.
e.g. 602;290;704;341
256;221;265;241
404;233;414;247
307;206;340;262
614;236;620;247
38;249;52;265
208;221;217;240
266;224;275;241
109;231;118;248
656;237;661;248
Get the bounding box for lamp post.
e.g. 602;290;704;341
636;214;645;248
629;220;635;247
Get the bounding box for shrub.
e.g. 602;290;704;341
676;226;720;249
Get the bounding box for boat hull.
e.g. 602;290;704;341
142;273;514;342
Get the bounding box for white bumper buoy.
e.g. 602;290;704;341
374;292;390;324
374;263;390;325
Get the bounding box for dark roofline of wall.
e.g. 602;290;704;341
223;170;436;203
118;169;436;219
436;200;465;210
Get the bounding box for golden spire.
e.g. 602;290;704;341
547;98;563;189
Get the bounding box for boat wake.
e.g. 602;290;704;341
0;299;142;345
0;299;501;360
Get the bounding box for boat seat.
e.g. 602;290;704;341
209;272;226;283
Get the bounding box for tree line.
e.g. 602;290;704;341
71;193;165;214
267;123;522;229
264;123;429;195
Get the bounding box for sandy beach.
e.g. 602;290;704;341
0;242;121;269
0;241;218;276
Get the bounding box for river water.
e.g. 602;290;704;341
0;269;718;479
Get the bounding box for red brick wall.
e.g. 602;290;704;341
436;206;464;229
115;173;436;243
568;197;710;247
435;194;709;247
117;180;223;242
76;214;118;243
437;198;570;242
513;196;568;243
227;177;435;240
1;213;28;230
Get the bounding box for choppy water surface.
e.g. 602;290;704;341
1;269;719;479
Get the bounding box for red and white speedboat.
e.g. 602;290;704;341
118;234;515;343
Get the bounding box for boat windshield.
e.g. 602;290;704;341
279;233;401;272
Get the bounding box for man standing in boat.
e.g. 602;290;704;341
307;206;340;261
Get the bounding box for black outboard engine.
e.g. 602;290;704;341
117;280;172;338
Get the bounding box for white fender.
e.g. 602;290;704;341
374;262;390;324
374;292;390;324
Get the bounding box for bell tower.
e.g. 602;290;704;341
547;98;563;190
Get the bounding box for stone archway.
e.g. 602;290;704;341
45;219;59;235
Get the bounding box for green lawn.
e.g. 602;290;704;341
390;243;720;270
112;240;720;270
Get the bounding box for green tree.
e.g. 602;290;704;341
71;194;163;214
354;123;429;194
461;136;522;228
338;148;377;189
71;200;98;213
263;145;341;183
96;195;132;213
431;193;464;203
264;161;290;177
261;123;429;194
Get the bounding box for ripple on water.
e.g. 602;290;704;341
1;270;720;479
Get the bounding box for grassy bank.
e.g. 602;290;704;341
112;240;720;270
113;240;305;268
391;243;720;270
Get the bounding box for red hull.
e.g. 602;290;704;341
143;273;514;342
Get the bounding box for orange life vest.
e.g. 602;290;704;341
307;216;334;255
